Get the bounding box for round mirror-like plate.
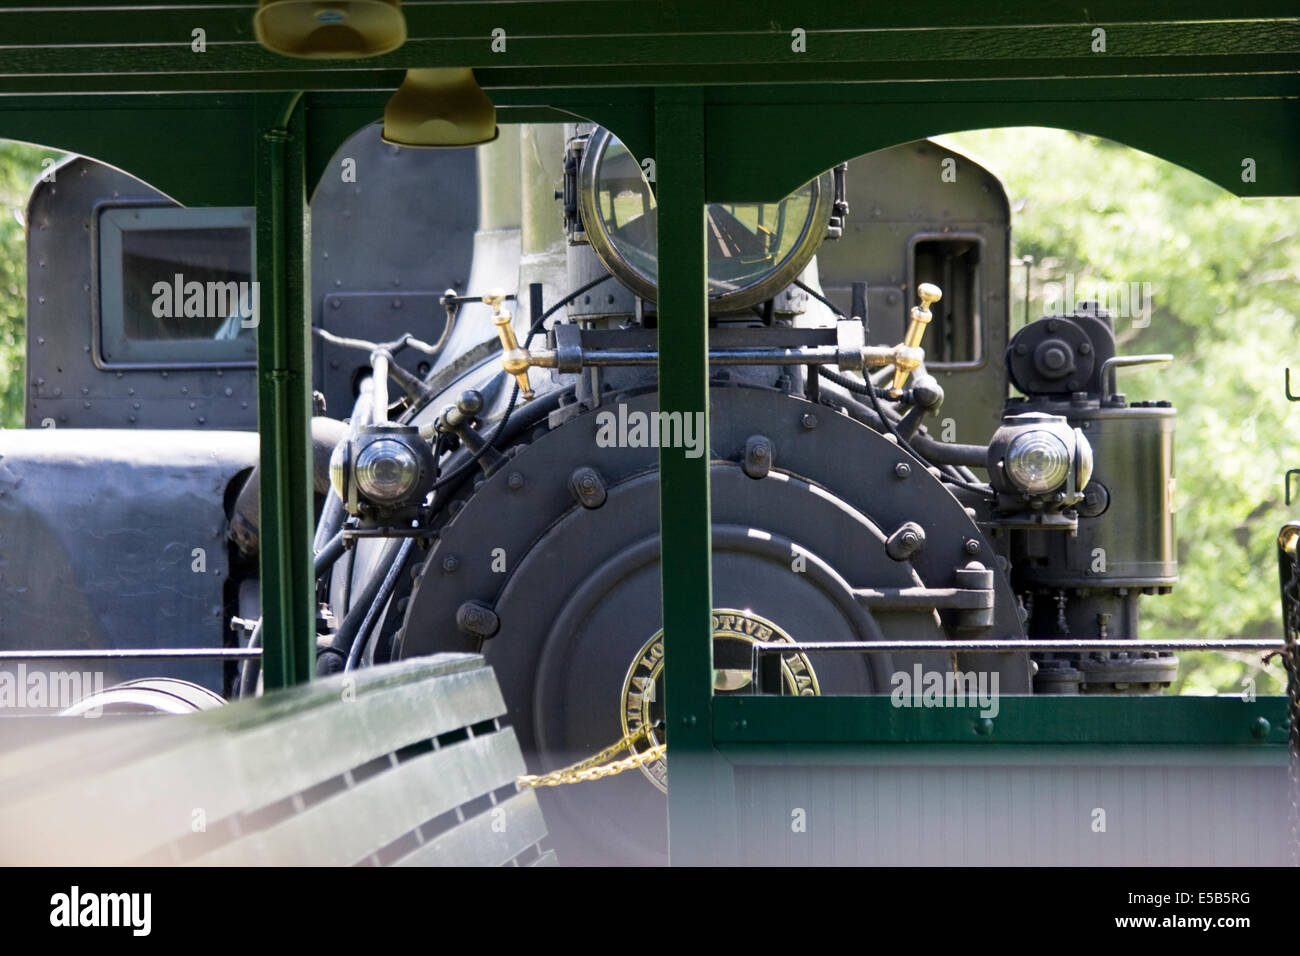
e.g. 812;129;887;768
578;129;833;313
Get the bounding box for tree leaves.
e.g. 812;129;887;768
942;127;1298;695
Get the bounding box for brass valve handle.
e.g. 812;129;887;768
890;282;942;394
484;290;535;401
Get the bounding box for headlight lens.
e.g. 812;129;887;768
1005;430;1071;493
577;128;833;314
354;439;420;504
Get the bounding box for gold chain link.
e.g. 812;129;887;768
518;723;665;789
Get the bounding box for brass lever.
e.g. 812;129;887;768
485;290;535;401
891;282;942;395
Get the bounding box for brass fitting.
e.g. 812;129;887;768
1280;524;1300;556
890;282;942;394
485;289;534;400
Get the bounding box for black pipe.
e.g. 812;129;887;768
314;530;348;579
238;620;262;699
345;538;415;671
909;432;988;468
317;536;406;676
230;416;350;558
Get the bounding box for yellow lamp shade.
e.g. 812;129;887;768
382;68;499;149
254;0;406;59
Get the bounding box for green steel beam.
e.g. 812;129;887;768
0;97;256;207
0;1;1295;37
2;62;1300;98
654;87;735;866
715;743;1290;768
1;70;1295;99
0;0;1296;22
2;40;1296;80
254;92;315;689
705;98;1300;201
0;5;1295;81
712;695;1292;746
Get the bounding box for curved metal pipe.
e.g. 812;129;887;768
908;432;988;468
345;537;415;671
230;416;351;558
239;619;263;699
318;536;407;675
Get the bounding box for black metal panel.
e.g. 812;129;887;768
816;139;1012;444
0;429;256;693
396;385;1029;864
308;124;476;417
25;157;258;430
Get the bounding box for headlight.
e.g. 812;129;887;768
987;412;1093;503
1005;431;1071;493
355;439;420;503
329;424;435;516
576;127;834;314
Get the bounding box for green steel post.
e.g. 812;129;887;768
254;93;315;689
655;88;732;864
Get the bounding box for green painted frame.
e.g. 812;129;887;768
0;3;1295;863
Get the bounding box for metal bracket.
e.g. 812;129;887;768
560;133;589;243
341;527;439;542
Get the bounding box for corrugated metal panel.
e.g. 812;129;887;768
734;760;1291;865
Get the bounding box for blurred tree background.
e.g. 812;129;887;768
940;128;1298;696
1;130;1295;695
1;141;62;428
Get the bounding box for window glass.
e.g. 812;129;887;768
99;206;256;366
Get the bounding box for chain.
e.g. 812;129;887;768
1277;533;1300;866
517;722;666;789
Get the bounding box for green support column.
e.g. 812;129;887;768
655;88;734;864
254;93;315;689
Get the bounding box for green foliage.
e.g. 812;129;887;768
940;127;1297;696
0;142;63;429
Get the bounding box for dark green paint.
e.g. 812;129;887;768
653;87;732;865
706;98;1300;201
713;696;1292;746
254;93;314;689
0;98;256;207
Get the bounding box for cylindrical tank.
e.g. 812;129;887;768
1014;399;1177;590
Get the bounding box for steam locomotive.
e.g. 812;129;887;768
3;121;1177;864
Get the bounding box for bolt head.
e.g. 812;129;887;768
507;471;525;490
964;539;981;555
442;555;460;573
894;462;912;479
800;413;818;430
